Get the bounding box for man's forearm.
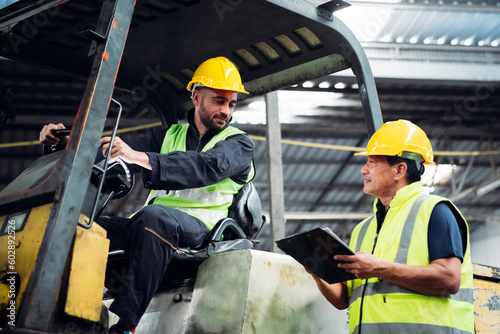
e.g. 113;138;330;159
374;257;462;295
336;252;462;295
128;151;151;170
309;272;349;309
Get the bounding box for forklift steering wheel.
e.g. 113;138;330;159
84;158;135;222
91;157;135;200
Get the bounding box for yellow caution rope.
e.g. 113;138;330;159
2;122;500;157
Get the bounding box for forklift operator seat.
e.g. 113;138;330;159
170;181;265;264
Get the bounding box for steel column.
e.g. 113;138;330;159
265;91;286;253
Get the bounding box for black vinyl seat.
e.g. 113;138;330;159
170;182;265;263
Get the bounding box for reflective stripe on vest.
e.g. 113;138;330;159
145;188;234;208
352;323;473;334
349;279;473;304
355;193;428;258
169;207;228;225
347;183;474;334
145;188;234;224
355;216;373;253
145;124;253;229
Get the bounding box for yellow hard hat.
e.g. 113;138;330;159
186;57;248;94
355;119;435;165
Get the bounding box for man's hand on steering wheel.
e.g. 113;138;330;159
100;136;152;170
40;123;70;146
40;123;71;154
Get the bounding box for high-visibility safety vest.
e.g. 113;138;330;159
144;124;254;230
346;182;474;334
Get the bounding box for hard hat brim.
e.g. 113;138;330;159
353;151;435;165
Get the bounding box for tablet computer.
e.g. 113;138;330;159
276;227;356;284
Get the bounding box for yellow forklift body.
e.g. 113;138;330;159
472;263;500;333
0;204;52;310
64;223;109;322
0;206;109;323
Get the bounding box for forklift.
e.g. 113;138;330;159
0;0;497;333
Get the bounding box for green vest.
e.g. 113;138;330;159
346;182;474;334
145;124;254;230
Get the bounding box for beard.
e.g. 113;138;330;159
199;104;229;132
